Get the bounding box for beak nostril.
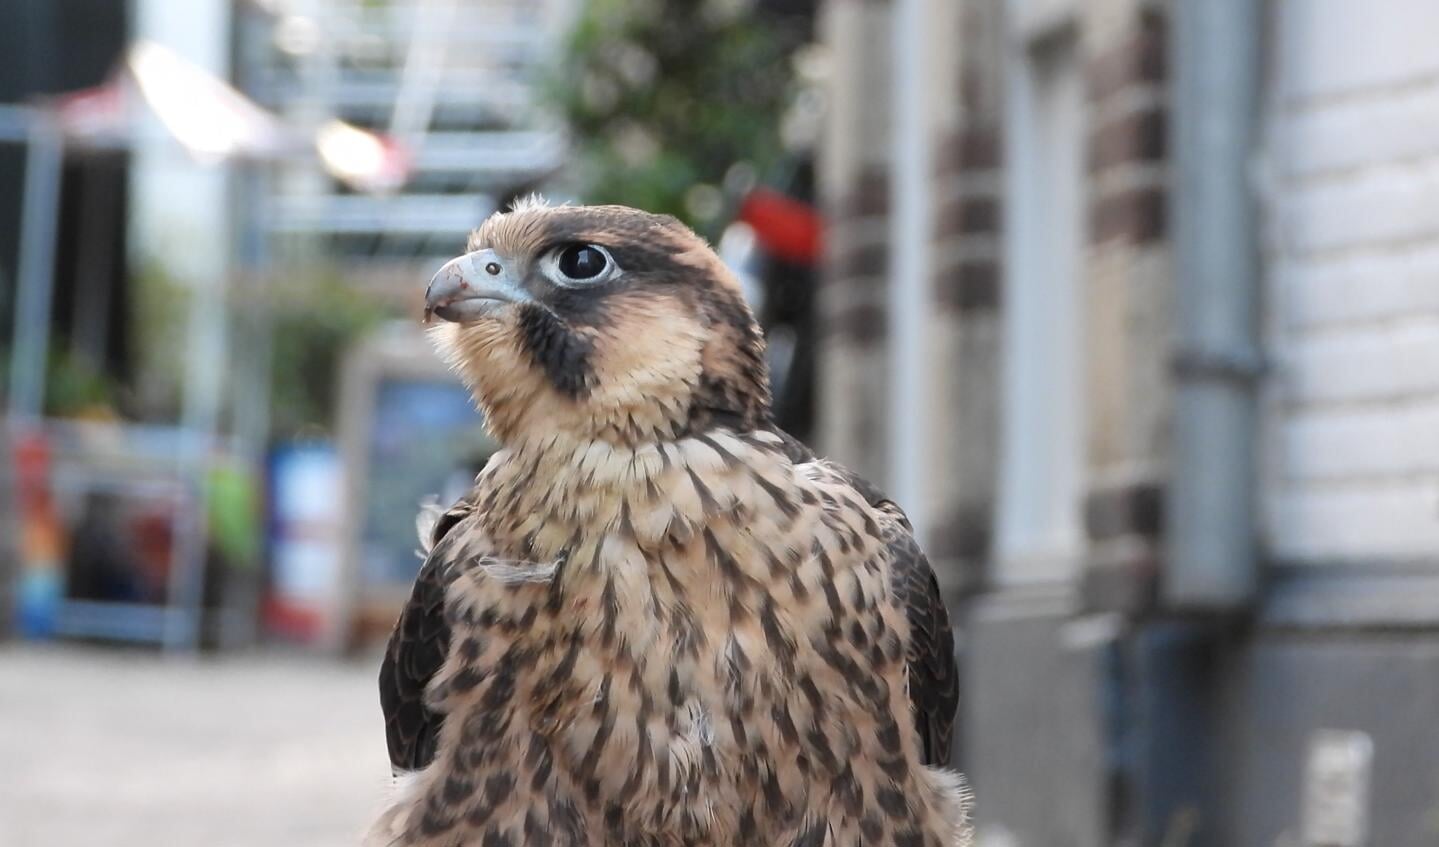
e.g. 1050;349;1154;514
426;250;525;323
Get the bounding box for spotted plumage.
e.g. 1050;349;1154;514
371;200;969;847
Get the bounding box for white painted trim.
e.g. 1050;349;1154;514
887;0;936;539
995;4;1088;583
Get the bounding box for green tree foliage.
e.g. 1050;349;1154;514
550;0;807;232
128;263;388;437
262;271;388;438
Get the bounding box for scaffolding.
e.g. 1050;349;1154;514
244;0;576;270
3;0;577;651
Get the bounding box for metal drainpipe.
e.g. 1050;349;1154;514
888;0;933;539
1165;0;1264;608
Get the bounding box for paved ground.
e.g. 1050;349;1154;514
0;645;392;847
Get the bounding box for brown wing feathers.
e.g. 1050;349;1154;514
887;527;960;766
380;503;472;774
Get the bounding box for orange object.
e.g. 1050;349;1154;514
11;429;64;636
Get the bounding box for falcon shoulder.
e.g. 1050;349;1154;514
880;506;960;766
774;431;961;767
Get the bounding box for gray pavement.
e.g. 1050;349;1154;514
0;645;392;847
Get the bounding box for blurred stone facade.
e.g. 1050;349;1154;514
815;0;1439;844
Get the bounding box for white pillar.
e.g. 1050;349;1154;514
129;0;233;287
129;0;234;651
888;0;935;537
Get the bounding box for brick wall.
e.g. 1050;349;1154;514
1077;0;1174;611
815;0;894;487
925;0;1004;594
816;0;1175;599
816;0;997;596
1261;0;1439;563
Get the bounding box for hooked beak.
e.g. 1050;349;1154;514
424;249;531;323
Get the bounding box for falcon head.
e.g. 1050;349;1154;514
426;199;770;445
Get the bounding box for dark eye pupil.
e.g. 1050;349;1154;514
559;245;606;280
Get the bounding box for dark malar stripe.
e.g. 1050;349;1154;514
515;304;594;397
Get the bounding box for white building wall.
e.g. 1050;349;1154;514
1262;0;1439;562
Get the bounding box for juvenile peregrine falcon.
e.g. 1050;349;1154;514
370;200;969;847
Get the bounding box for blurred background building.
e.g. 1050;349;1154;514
3;0;1439;845
819;0;1439;845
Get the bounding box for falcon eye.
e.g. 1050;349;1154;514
556;244;609;281
542;243;619;288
